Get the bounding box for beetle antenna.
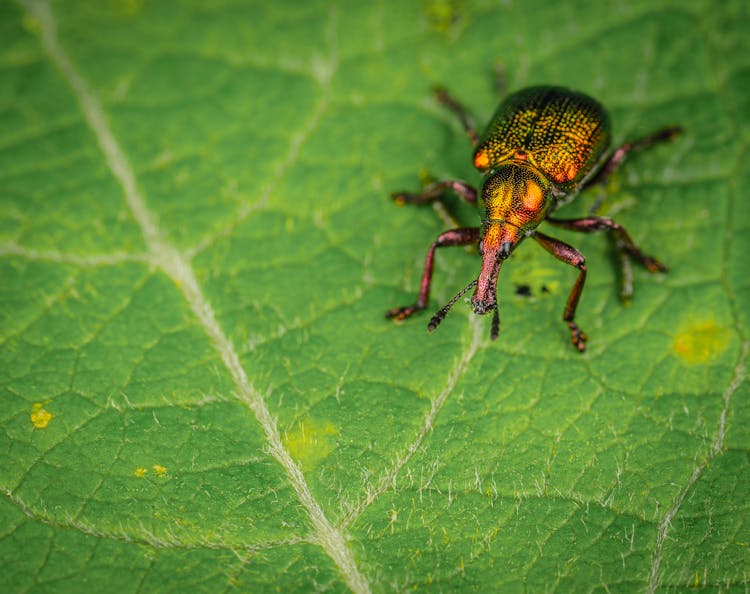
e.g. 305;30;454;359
490;286;500;340
428;279;478;332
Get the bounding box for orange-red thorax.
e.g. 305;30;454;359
481;164;551;232
471;163;552;313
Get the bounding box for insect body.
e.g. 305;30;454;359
386;85;680;351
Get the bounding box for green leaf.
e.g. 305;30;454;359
2;0;748;592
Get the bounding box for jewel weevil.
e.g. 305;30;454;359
386;84;681;351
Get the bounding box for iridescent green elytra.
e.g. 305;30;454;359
473;86;610;189
387;85;681;351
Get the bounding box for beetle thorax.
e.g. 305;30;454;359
470;164;553;316
481;163;552;234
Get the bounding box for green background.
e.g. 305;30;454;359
1;0;749;592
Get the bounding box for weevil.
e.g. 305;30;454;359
386;85;681;351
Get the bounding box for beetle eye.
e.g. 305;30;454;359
478;240;484;254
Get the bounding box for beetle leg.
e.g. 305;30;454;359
584;126;682;191
546;216;666;301
433;87;479;147
533;231;588;352
392;179;478;206
387;227;480;321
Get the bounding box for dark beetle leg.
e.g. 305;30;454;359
433;87;479;147
584;126;682;191
534;232;588;352
391;86;479;211
546;216;666;301
387;227;480;320
392;179;478;206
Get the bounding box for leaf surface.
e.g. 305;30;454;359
1;0;748;592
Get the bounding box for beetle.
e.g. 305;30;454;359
386;85;681;351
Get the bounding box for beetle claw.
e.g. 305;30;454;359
568;322;587;352
645;257;668;273
386;305;423;320
390;192;411;206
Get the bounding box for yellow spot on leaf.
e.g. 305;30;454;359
30;403;52;429
673;321;729;364
110;0;144;17
425;0;463;33
21;15;41;35
134;467;148;478
283;419;336;469
153;464;168;477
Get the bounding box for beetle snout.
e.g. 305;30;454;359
473;245;503;316
471;297;496;315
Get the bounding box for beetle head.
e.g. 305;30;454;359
471;164;552;324
428;164;554;341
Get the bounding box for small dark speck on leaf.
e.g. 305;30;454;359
515;284;532;298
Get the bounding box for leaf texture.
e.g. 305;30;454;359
1;1;749;592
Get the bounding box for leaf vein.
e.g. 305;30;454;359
341;315;485;528
646;341;748;593
17;2;369;592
